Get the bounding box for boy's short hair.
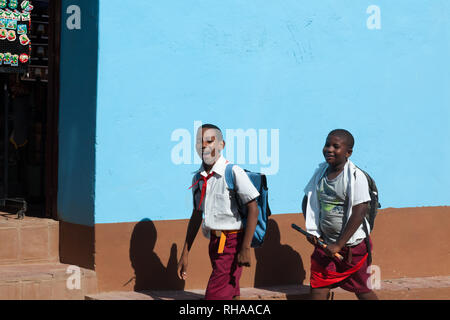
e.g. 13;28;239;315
200;123;224;141
328;129;354;149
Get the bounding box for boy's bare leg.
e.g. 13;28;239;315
356;290;378;300
310;287;331;300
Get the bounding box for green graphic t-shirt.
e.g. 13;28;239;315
317;170;348;244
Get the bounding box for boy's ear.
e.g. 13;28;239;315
346;147;353;158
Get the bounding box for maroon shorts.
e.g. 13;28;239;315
204;232;243;300
310;238;373;294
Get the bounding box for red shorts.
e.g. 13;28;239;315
310;238;373;294
204;232;243;300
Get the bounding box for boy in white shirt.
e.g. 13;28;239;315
177;124;260;300
301;129;378;300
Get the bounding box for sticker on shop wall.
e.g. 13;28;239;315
21;11;30;21
10;54;18;66
19;53;28;63
0;1;6;9
12;10;21;20
17;24;26;34
21;1;30;10
3;52;11;64
19;33;29;45
6;19;17;29
21;1;33;12
0;53;4;65
9;0;18;10
0;18;5;28
0;28;6;39
7;29;16;41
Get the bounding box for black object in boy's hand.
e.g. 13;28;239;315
291;224;344;261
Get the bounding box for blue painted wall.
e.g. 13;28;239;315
69;0;450;224
58;0;99;226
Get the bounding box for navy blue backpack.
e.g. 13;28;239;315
225;164;271;248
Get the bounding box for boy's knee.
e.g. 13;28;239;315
310;287;331;300
356;290;378;300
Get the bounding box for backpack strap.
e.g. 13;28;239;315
353;167;373;265
225;163;245;210
361;218;372;265
225;163;235;191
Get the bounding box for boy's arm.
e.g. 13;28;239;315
301;195;307;219
324;202;368;257
237;199;259;267
301;194;321;246
177;208;203;280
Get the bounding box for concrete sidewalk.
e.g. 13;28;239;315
86;275;450;300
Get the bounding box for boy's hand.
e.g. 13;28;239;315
237;247;251;267
324;243;343;258
306;234;318;246
177;209;203;281
238;199;258;268
306;235;324;246
177;252;188;280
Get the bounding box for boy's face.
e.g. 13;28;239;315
323;134;352;167
196;128;224;166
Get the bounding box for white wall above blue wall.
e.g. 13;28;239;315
95;0;450;224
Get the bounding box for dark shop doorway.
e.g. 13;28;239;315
0;0;60;220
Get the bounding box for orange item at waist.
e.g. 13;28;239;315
211;229;243;254
211;229;242;238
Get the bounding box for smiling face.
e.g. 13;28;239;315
323;134;352;168
196;127;224;166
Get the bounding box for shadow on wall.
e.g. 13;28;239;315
129;218;185;291
128;218;305;293
254;219;306;287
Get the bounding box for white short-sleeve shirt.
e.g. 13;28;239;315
192;155;260;235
